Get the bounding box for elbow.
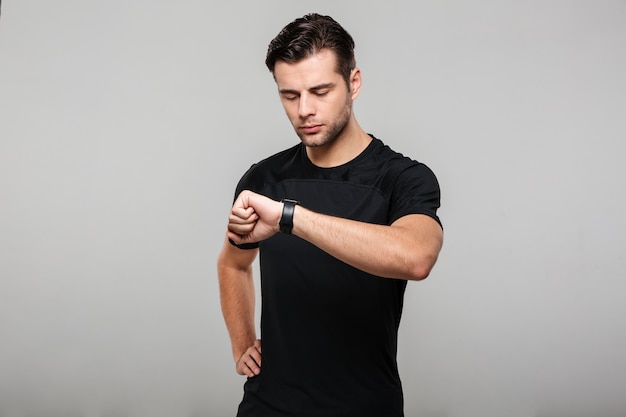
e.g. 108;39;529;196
407;264;432;281
405;235;443;281
406;254;439;281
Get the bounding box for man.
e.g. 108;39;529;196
218;13;443;417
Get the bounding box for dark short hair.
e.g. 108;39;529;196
265;13;356;85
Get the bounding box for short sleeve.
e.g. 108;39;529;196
388;162;442;228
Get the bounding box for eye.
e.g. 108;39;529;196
282;94;298;101
314;90;329;97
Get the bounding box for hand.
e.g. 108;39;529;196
236;339;262;377
227;190;282;245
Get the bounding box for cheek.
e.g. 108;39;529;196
281;103;297;118
284;108;300;125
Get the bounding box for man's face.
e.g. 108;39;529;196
274;50;355;148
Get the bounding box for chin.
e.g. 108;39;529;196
298;133;335;148
302;139;332;149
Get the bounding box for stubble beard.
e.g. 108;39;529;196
296;97;352;148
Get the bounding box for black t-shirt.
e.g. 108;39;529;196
233;137;441;417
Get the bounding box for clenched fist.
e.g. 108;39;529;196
227;190;283;245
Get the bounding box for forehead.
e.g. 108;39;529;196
273;49;342;89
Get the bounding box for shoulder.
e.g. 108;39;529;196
368;137;439;189
368;138;441;226
255;143;302;168
236;144;302;193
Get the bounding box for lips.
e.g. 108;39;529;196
300;124;322;134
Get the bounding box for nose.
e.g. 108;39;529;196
298;94;315;118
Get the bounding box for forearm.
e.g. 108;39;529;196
227;190;442;280
217;251;257;361
292;206;442;280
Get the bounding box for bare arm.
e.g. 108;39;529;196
227;190;443;281
293;209;442;280
217;236;261;376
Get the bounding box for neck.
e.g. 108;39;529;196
305;118;371;168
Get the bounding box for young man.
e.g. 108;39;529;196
218;13;443;417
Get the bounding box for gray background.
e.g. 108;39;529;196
1;1;625;416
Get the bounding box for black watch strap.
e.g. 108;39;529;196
279;199;298;234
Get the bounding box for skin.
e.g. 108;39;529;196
217;49;444;377
276;49;372;167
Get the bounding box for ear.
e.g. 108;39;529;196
349;67;362;100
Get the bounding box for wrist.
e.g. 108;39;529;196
279;199;298;234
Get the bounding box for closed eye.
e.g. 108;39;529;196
281;94;298;101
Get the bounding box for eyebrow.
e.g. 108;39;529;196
279;82;336;95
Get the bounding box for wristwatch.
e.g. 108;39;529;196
279;199;299;234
